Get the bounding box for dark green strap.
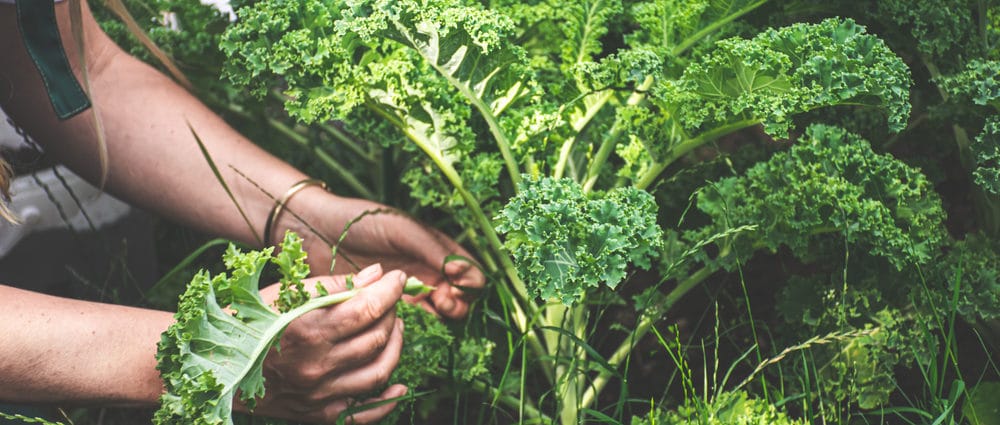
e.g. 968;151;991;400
15;0;92;120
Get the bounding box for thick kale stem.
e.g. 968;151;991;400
421;56;523;188
364;101;555;380
635;119;761;190
582;76;655;193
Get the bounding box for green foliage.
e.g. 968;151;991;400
391;302;455;389
941;60;1000;109
774;260;932;409
222;0;528;125
270;232;312;312
659;18;912;140
874;0;975;59
964;381;1000;425
626;0;767;57
923;233;1000;323
974;118;1000;198
455;337;496;382
206;0;977;423
691;124;946;270
495;176;663;304
632;391;804;425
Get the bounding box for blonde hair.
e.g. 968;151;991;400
0;156;16;223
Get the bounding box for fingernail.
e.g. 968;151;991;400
397;271;407;285
356;264;382;282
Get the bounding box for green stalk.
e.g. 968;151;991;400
635;119;760;190
268;119;374;199
470;380;549;422
582;76;655;193
672;0;769;56
318;122;376;163
420;58;523;188
364;101;554;379
578;265;717;411
554;90;616;179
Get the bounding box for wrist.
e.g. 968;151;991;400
262;179;328;247
266;184;343;250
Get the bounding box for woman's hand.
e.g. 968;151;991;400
251;264;407;424
285;191;485;319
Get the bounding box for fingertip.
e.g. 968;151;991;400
432;286;456;313
444;259;469;276
383;384;408;399
355;263;383;286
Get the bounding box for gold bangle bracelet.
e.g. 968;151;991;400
263;179;327;246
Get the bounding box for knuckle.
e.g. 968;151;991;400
285;321;324;345
293;364;326;384
372;366;391;388
371;327;391;352
362;294;386;323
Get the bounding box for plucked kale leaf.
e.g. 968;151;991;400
495;176;663;304
154;233;432;425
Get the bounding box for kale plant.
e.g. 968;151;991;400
85;0;1000;422
214;0;922;422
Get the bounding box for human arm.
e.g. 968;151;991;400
0;264;407;424
0;284;171;405
0;0;482;318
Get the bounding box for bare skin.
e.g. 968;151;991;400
0;0;484;422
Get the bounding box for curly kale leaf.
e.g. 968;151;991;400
495;177;663;304
973;117;1000;195
875;0;975;60
941;60;1000;110
154;233;430;425
555;0;624;73
921;233;1000;324
661;17;911;140
777;269;934;409
222;0;529;123
691;125;946;270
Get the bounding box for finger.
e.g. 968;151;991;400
444;258;485;290
309;263;383;296
352;263;384;287
314;269;405;342
430;284;467;319
308;319;404;401
321;311;399;375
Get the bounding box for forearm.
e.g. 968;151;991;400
0;285;172;405
0;1;331;247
